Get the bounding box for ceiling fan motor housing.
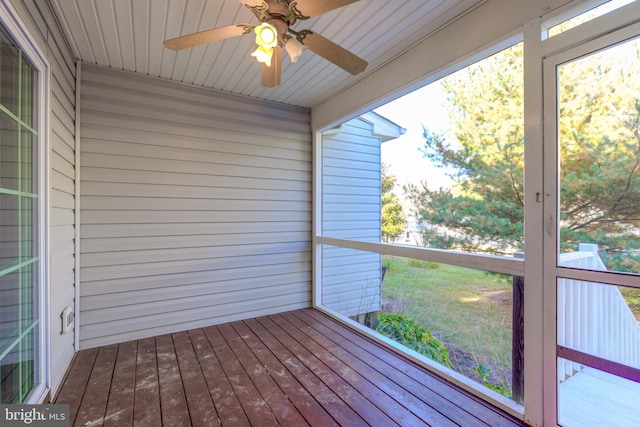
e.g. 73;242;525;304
263;0;291;17
266;18;290;45
258;0;301;30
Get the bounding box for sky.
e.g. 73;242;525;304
374;82;454;192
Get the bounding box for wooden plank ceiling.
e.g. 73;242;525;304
50;0;483;108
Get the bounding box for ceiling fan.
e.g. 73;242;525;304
163;0;368;87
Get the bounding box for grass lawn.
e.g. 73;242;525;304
381;255;514;392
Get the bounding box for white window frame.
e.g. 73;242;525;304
539;3;640;425
313;36;527;419
0;0;51;404
312;1;640;426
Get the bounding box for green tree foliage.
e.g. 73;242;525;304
382;164;406;242
557;43;640;272
407;41;640;271
407;43;525;255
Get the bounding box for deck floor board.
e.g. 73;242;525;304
74;345;118;426
243;317;367;426
156;334;190;427
103;340;137;427
172;331;220;427
55;308;525;426
133;337;162;427
203;325;281;427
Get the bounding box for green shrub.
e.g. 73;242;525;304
376;313;452;367
477;364;512;398
407;258;440;269
383;256;400;272
426;261;440;269
408;258;426;268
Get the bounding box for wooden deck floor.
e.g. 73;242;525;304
54;308;525;426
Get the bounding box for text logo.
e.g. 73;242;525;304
0;405;69;426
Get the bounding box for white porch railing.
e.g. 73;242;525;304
557;243;640;381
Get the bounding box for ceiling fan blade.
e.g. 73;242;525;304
262;46;283;87
237;0;263;6
164;24;252;51
292;0;360;19
296;31;367;75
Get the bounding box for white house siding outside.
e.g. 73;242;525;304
321;113;404;318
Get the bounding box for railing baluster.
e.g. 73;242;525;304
558;244;640;380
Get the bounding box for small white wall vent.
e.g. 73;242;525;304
61;306;74;334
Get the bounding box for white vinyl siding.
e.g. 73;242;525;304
78;64;312;348
321;118;382;317
8;0;77;398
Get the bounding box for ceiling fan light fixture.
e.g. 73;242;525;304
254;22;278;48
284;37;305;63
252;22;278;67
251;45;274;67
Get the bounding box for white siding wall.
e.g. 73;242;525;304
8;0;78;397
322;118;382;317
78;64;312;348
